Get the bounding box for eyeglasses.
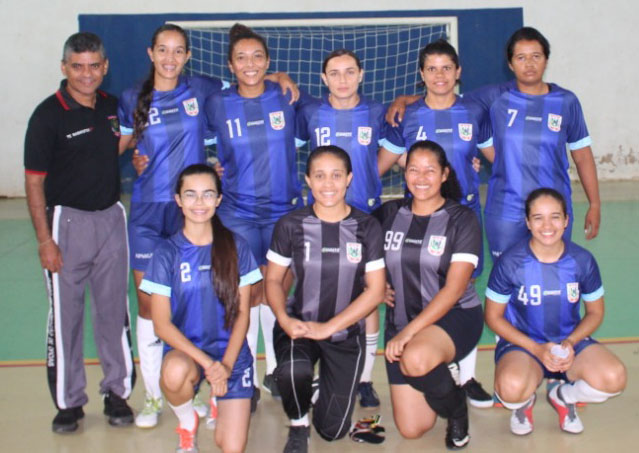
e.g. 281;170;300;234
180;190;218;205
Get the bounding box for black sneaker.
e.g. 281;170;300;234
357;382;380;408
250;386;261;414
462;378;493;408
445;413;470;450
263;374;281;399
103;391;134;426
283;425;310;453
52;406;84;433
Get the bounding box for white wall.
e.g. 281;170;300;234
2;0;638;196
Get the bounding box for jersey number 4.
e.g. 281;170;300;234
517;285;541;305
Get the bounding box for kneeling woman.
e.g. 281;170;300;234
140;164;261;453
377;140;484;450
485;188;626;436
265;146;385;452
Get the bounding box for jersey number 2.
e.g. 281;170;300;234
180;263;191;283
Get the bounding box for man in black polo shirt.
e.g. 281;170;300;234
24;32;135;433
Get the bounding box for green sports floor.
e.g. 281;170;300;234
1;181;637;365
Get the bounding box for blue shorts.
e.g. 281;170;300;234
194;359;254;400
217;214;276;266
494;337;597;380
128;201;183;271
485;213;573;264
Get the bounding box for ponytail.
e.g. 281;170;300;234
405;140;462;202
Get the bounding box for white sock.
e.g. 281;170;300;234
290;414;309;427
496;392;532;410
136;316;163;399
559;379;621;404
247;306;260;386
459;347;478;385
360;332;379;383
170;400;196;431
260;304;277;375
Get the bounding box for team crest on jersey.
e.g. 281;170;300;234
358;127;372;145
566;282;580;303
182;98;199;116
107;115;120;137
269;111;285;130
427;235;447;256
458;123;473;141
346;242;362;263
548;114;562;132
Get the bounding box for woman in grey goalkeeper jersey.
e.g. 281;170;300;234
377;140;484;450
265;146;385;453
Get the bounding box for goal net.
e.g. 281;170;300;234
174;17;458;198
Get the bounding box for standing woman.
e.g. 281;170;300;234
378;141;484;450
378;39;494;407
204;24;306;405
118;24;296;425
296;49;388;407
140;164;261;453
466;27;601;260
265;146;385;453
485;188;625;436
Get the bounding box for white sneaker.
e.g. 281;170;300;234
510;394;535;436
547;384;584;434
193;394;208;418
136;394;163;428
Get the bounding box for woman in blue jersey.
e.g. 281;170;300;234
140;164;261;453
466;27;601;260
485;188;625;436
265;146;385;453
118;24;296;425
378;141;484;450
378;39;494;408
204;24;306;407
296;49;388;408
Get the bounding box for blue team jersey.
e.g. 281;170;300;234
380;96;492;211
139;230;262;361
205;81;305;221
486;239;604;345
296;95;388;212
119;75;227;202
466;81;591;220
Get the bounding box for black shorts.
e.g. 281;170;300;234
385;305;483;385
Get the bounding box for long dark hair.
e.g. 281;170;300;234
405;140;462;201
133;24;190;140
228;23;269;62
506;26;550;62
175;164;239;329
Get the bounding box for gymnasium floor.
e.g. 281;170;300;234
1;181;637;452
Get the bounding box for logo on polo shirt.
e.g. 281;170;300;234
566;282;580;303
183;98;199;116
358;127;372;145
270;111;285;130
107;115;120;137
427;235;446;256
548;113;562;132
458;123;473;141
346;242;362;263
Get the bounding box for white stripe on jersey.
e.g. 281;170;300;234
451;253;479;267
365;258;385;273
266;249;292;267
